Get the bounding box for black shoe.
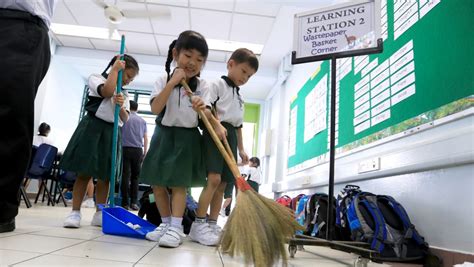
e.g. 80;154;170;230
0;218;15;233
130;204;139;211
122;205;130;210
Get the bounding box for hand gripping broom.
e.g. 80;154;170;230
180;80;303;267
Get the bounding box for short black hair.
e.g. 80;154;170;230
129;100;138;111
229;48;259;72
249;157;260;167
101;54;139;78
38;122;50;136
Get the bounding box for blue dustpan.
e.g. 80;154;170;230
101;35;156;239
100;205;156;239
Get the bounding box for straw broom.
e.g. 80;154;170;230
181;81;303;267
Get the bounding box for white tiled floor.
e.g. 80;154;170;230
0;203;393;266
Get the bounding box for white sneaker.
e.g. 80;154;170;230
91;211;102;227
64;211;81;228
158;226;185;248
145;223;169;242
189;222;219;246
81;198;95;208
209;224;222;235
219;208;226;217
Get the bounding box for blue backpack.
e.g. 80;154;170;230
347;192;428;261
295;194;309;234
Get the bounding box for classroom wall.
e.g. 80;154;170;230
262;63;474;253
34;56;86;152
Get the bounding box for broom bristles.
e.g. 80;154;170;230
219;188;304;267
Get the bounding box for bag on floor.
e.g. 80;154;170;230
138;188;197;235
295;194;309;234
347;192;428;262
276;195;292;209
336;184;362;240
291;193;306;211
304;193;339;239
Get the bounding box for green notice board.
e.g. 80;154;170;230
288;0;474;171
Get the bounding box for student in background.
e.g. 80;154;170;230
121;100;148;210
140;30;221;248
61;54;139;228
219;162;247;217
81;179;95;208
0;0;57;233
33;122;53;147
246;157;262;192
190;48;259;246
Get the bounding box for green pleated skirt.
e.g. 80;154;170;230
203;122;238;183
140;125;206;187
59;114;122;181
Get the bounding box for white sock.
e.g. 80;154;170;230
208;219;217;225
171;217;183;229
162;216;171;224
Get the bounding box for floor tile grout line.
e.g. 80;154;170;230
9;238;91;266
133;242;159;266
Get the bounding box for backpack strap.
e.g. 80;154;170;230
348;193;387;252
379;195;426;246
336;185;361;227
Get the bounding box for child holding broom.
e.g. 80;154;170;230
62;54;139;228
189;48;259;246
140;30;226;248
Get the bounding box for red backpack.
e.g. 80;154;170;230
276;195;292;209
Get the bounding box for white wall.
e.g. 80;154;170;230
34;56;86;152
260;64;474;253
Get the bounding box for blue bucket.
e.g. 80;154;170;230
101;205;157;239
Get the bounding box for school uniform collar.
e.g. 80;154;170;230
221;76;240;96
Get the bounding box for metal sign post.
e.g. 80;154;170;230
289;0;384;263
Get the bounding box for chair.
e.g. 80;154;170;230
24;144;58;206
54;169;77;207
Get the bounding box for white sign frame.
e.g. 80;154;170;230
292;0;382;64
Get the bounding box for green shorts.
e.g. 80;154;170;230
224;181;235;199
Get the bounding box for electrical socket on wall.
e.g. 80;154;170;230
358;157;381;173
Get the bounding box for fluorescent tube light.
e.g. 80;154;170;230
207;38;264;54
50;23;121;41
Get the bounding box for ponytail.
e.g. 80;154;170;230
165;40;177;82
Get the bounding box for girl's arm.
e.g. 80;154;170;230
119;106;129;122
237;128;248;164
102;57;125;98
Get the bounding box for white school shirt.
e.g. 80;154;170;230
88;74;130;127
151;75;209;128
0;0;57;27
207;76;244;128
247;166;262;185
33;135;53;147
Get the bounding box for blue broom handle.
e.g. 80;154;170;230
109;35;125;207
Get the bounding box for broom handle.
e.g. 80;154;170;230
222;138;236;164
108;35;125;207
180;81;241;179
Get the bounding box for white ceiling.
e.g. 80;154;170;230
51;0;349;99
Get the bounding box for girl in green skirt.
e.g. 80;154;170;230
62;55;139;228
140;30;225;248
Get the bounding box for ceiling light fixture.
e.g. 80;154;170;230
50;23;121;41
206;38;264;54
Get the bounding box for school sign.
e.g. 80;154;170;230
293;0;381;62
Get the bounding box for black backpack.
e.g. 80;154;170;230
304;193;339;240
138;188;197;235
